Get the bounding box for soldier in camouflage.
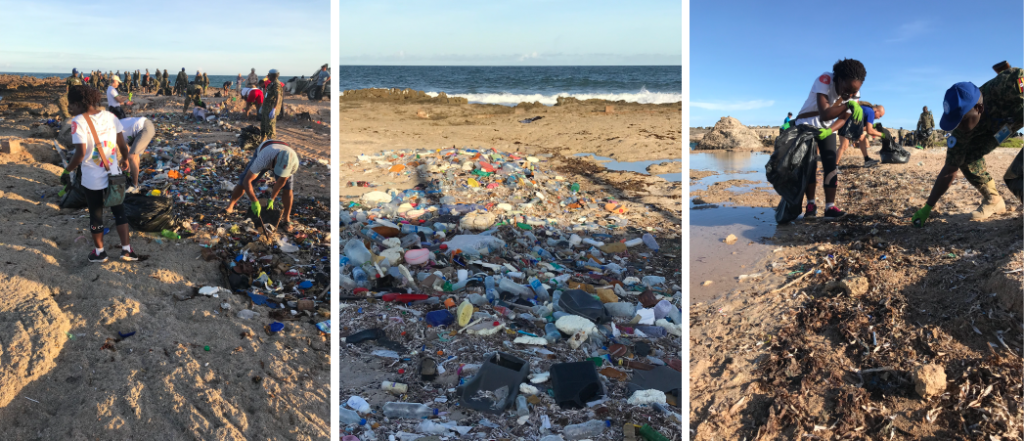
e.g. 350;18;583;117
916;106;935;147
259;69;284;142
175;68;188;96
912;62;1024;226
202;72;210;96
56;68;84;119
183;82;205;114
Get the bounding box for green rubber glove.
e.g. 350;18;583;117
817;128;833;140
267;199;275;210
847;100;864;123
60;169;71;187
912;204;933;227
250;201;262;217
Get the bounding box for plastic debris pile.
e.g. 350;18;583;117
337;147;682;440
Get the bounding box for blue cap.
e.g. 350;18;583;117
72;68;78;74
940;82;982;131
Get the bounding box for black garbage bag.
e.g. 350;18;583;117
838;115;863;140
1006;148;1023;202
766;125;819;224
239;125;262;150
878;123;911;164
59;166;89;209
557;289;609;324
122;194;179;232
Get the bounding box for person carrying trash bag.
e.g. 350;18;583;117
223;139;300;233
60;85;140;263
767;125;822;223
790;58;868;218
912;63;1024;226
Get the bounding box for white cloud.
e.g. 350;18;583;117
691;100;774;111
518;52;539;61
886;20;929;43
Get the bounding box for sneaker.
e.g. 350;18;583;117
88;250;108;263
824;206;847;218
126;186;140;194
863;158;879;168
120;247;139;261
805;202;818;218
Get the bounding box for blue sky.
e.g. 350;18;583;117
340;0;683;65
0;0;329;76
691;0;1024;129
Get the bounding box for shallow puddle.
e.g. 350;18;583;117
689;150;779;304
573;153;681;182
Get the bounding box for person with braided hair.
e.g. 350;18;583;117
792;58;868;219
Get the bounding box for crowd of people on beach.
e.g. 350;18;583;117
55;65;316;263
776;58;1022;225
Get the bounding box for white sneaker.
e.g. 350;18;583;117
126;186;140;194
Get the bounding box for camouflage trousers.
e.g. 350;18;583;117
1005;148;1023;202
260;115;276;142
55;94;71;119
944;142;997;188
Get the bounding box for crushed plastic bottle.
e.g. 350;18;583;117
563;419;606;440
382;402;438;419
340;407;366;427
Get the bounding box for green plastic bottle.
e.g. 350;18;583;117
571;183;580;193
161;229;181;240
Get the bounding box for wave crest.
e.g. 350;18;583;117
424;87;681;106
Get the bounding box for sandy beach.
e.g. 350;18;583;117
0;74;331;440
689;122;1023;439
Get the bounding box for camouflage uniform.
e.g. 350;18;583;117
183;83;204;113
259;80;284;142
175;70;188;96
202;73;210;96
944;67;1024;187
56;74;84;119
917;110;935;147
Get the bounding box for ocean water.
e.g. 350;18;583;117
339;66;681;106
4;71;318;89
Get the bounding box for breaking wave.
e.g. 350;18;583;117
425;87;681;106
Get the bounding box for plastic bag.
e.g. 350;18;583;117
838;115;863;140
1006;148;1023;202
765;125;818;224
557;289;609;324
878;124;911;164
122;194;179;232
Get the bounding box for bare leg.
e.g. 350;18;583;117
225;184;245;213
836;137;849;164
282;189;294;224
116;223;131;247
129;153;140;187
858;139;870;158
92;232;103;249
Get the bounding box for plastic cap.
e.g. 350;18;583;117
72;68;78;74
268;68;279;74
939;82;981;131
440;244;448;251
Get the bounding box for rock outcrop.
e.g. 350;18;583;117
695;116;764;150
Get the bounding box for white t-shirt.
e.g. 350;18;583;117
794;72;860;129
70;111;124;190
119;117;147;139
106;85;120;108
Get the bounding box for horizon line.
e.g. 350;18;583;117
337;64;683;67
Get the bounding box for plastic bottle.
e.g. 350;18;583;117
339;274;357;290
161;229;181;240
346;396;371;414
532;246;555;260
339;407;366;427
642;233;659;251
516;395;529;417
623;238;643;247
499;277;534;299
544;323;562;343
581;238;604;247
653;299;675;321
352;266;368;287
401;224;433;235
563;419;606;440
642;276;666;287
484;276;497;303
361;228;387;244
382;402;438;419
569;234;583;247
466;293;488;307
442;235;505;255
344;239;372;266
528;277;550;301
634;325;668;338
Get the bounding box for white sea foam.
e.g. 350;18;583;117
424;87;681;106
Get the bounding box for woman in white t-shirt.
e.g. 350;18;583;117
61;85;139;263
